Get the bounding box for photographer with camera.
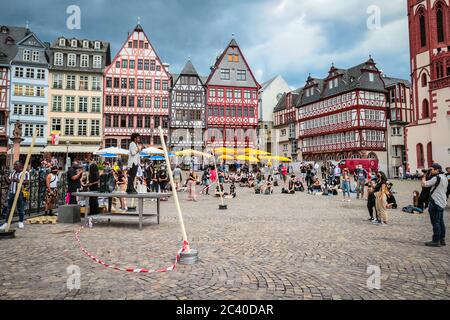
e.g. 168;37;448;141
421;163;448;247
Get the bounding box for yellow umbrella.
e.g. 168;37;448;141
238;148;271;156
236;155;259;163
213;147;237;155
218;154;234;160
262;156;292;162
175;149;213;158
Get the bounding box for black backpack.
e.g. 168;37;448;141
99;172;115;193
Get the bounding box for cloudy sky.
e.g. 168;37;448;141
1;0;410;89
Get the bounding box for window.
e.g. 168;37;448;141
138;59;143;70
145;116;151;128
144;60;149;70
78;119;87;136
35;87;44;97
137;96;143;108
13;85;23;96
137;116;143;128
80;54;89;67
421;73;427;87
145;79;151;90
113;77;120;88
137;79;144;89
71;39;77;47
26;68;34;79
419;11;427;47
121;78;127;89
15;67;23;78
78;97;88;112
91;97;101;112
23;50;30;61
32;51;39;62
129;96;135;107
68;53;76;67
51;118;61;132
24;104;33;115
392;127;401;136
120;115;127;128
59;38;66;46
65;119;74;135
105;139;117;147
209;88;216;97
218;89;224;98
128;116;134;128
154;97;161;108
91;120;100;137
150;60;156;71
113;115;119;127
113;96;119;107
227;89;233;99
92;76;101;90
54;52;63;66
79;76;89;90
93;55;102;68
94;41;101;49
369;73;375;82
122;60;128;69
104;77;112;89
145;97;151;108
52;96;62;112
436;4;445;43
121;96;127;107
220;69;230;80
83;40;89;49
162;98;168;108
13;104;22;115
128;41;132;48
162;80;169;90
416;143;425;168
129;60;135;69
128;79;134;89
24;124;33;137
66;96;75;112
36;69;45;80
155;80;161;90
427;142;433;168
422;99;429;119
237;70;246;81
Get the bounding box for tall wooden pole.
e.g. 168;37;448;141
5;129;39;232
158;127;190;252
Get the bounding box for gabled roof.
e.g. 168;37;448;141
180;59;198;76
0;26;28;65
382;76;411;88
274;91;301;113
206;38;260;89
16;32;47;49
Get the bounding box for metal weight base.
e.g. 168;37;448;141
219;205;228;210
0;229;16;239
179;249;199;265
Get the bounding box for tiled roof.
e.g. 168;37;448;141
0;26;28;65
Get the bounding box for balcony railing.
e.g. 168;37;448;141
302;141;385;154
429;76;450;91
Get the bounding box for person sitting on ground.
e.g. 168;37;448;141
308;177;323;194
287;175;296;194
402;190;424;214
386;182;398;209
265;175;274;194
294;176;305;192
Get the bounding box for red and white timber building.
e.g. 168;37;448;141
297;58;407;173
205;39;261;151
103;24;171;149
406;0;450;172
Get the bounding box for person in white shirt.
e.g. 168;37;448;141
398;166;404;180
126;133;143;194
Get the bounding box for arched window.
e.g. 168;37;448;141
351;153;361;159
419;10;427;47
416;143;425;168
368;152;378;160
427;142;433;168
436;3;445;43
421;73;428;87
422;99;430;119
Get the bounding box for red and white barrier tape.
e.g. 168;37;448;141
75;220;189;274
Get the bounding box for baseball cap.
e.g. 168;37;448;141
431;163;443;172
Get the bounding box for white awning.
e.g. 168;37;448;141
7;146;45;155
42;145;101;154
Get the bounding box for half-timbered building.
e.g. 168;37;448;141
297;58;390;171
103;24;171;149
169;60;206;151
205;38;260;151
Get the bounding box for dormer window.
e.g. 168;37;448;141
59;38;65;46
71;39;77;47
83;41;89;49
94;41;101;49
1;26;9;34
369;73;375;82
5;36;14;45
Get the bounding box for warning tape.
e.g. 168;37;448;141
75;219;189;274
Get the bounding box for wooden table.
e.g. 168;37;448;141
72;192;170;230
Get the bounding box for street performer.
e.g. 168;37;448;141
126;132;143;194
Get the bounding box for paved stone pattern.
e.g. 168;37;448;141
0;180;449;300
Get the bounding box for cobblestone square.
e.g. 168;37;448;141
0;180;449;300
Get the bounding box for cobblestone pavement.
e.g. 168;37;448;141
0;180;449;300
